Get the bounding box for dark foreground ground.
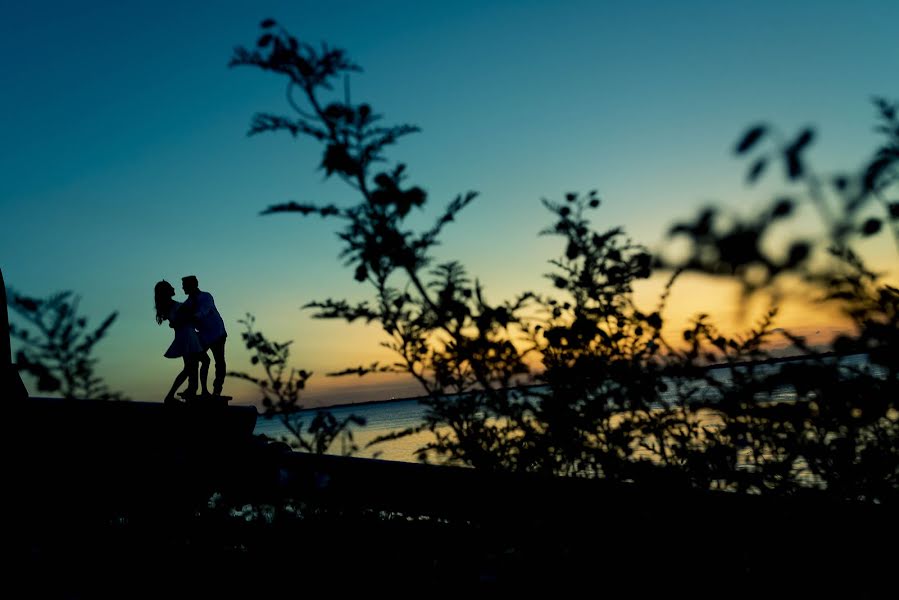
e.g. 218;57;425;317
10;398;896;597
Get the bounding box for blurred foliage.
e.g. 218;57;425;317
227;313;365;455
654;97;899;500
7;290;127;400
234;21;898;502
666;98;899;298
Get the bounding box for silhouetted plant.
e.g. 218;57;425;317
227;313;365;455
7;289;127;400
667;98;899;295
231;22;535;469
233;21;898;501
654;98;899;500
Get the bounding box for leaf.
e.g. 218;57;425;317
861;218;882;236
260;18;276;28
257;33;273;48
788;128;814;153
321;143;357;177
864;156;894;191
735;125;766;154
260;201;339;217
786;242;810;266
786;151;803;180
771;198;793;219
747;158;767;183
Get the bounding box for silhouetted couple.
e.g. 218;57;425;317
154;275;227;405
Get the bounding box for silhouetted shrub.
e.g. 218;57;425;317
656;99;899;500
228;313;365;455
233;21;898;502
7;289;127;400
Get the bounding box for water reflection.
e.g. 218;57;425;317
255;353;877;489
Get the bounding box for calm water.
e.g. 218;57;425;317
254;353;878;463
254;399;433;462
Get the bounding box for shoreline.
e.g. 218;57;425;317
304;350;863;413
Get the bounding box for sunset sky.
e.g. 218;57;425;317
2;0;897;406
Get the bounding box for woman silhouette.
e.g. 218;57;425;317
154;280;209;404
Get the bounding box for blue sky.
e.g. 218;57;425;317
2;0;897;405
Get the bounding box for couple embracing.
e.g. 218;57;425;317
154;275;227;405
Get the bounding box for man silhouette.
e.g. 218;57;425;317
181;275;227;398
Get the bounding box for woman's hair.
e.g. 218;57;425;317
154;280;175;325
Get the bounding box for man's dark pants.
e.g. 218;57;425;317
201;335;227;396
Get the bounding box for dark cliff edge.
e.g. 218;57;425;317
6;394;894;595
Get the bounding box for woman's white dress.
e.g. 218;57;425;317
164;301;203;358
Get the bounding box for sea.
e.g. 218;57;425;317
254;397;432;462
253;353;879;464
